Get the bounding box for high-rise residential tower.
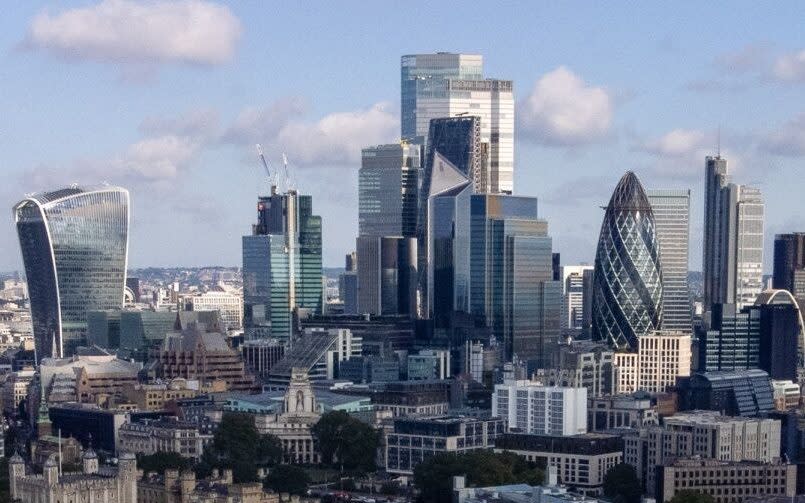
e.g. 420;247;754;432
14;186;130;359
773;233;805;299
242;187;322;341
647;189;692;333
592;172;663;350
401;53;514;194
702;156;765;311
359;143;420;238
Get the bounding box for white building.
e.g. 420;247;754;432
624;411;781;497
401;53;514;193
613;331;691;394
186;289;243;330
772;380;801;410
493;381;587;436
118;417;212;460
560;265;593;332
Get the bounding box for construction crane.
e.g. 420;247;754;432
282;153;293;190
255;144;275;187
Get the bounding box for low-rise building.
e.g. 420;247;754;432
150;322;257;391
9;450;138;503
266;328;361;385
534;340;613;397
772;380;800;411
624;411;782;496
407;349;451;380
454;467;606;503
386;415;505;475
40;349;141;405
657;458;795;503
495;433;622;496
371;380;451;417
254;369;321;464
121;379;223;412
613;331;691;394
118;417;213;460
2;369;34;415
676;368;775;417
587;392;658;431
493;381;587;435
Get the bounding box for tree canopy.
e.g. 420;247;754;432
603;463;642;503
198;412;283;483
413;450;543;503
137;451;193;475
264;464;311;495
311;410;380;472
669;490;715;503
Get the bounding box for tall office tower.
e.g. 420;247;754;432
356;236;417;316
773;233;805;298
242;188;322;341
647;189;692;333
359;144;420;238
560;265;594;335
581;269;595;336
14;186;129;359
703;156;729;309
592;172;663;350
722;184;764;309
466;194;560;364
702;156;765;311
401;53;514;193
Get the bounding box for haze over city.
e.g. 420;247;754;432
2;1;805;271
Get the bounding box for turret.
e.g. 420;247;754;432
9;453;25;499
82;448;98;474
118;451;138;503
43;455;59;486
180;470;196;503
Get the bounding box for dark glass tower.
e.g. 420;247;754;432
592;172;663;350
242;188;322;341
14;186;130;359
773;233;805;298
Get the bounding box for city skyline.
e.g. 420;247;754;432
1;2;805;272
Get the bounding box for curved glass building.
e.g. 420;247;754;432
592;172;663;350
14;186;129;359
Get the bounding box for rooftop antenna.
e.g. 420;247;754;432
717;126;721;158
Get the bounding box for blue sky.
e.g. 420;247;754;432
1;1;804;271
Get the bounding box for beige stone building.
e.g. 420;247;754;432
9;450;137;503
254;368;320;464
121;378;225;411
657;458;795;503
613;331;691;394
138;468;317;503
118;416;213;460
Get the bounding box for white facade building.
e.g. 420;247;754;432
493;381;587;435
560;265;593;332
401;53;514;194
613;331;691;394
186;289;243;330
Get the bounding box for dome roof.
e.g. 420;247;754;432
607;171;652;212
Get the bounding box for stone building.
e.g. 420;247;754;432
254;368;321;463
9;450;137;503
118;416;213;460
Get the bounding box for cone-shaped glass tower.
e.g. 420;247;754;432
592;172;663;350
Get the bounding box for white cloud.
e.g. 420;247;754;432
773;50;805;82
221;97;309;145
24;0;241;66
224;100;398;166
639;129;711;157
115;135;200;180
520;66;613;146
760;114;805;156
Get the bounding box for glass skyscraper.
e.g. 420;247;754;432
702;156;765;311
14;186;130;359
359;143;419;238
356;236;417;317
401;53;514;194
242;188;322;341
592;172;663;350
647;189;692;333
774;233;805;298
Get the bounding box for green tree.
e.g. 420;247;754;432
413;450;544;503
264;465;311;495
669;490;715;503
311;411;380;472
603;463;642;503
198;412;283;483
137;452;193;475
